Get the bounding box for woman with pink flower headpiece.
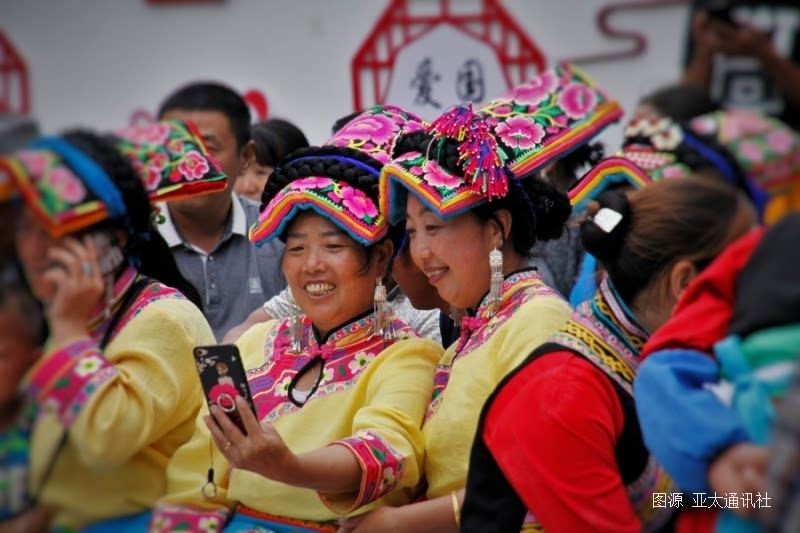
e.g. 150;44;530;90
152;106;443;533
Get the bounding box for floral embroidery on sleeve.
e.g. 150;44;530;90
321;430;406;513
24;337;117;427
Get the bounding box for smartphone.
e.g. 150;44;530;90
705;1;739;28
194;344;257;433
45;231;124;277
90;232;125;277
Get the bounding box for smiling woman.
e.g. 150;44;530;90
343;65;620;533
153;105;443;533
282;213;391;337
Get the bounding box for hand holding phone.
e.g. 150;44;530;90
194;344;257;433
44;235;106;343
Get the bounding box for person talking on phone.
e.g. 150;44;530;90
153;106;442;533
1;121;221;532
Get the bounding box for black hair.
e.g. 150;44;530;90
157;82;251;149
250;119;310;168
62;130;203;310
262;145;400;272
393;132;572;257
581;176;747;304
639;83;721;123
331;111;364;134
261;118;309;156
553;142;605;185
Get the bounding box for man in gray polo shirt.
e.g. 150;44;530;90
157;82;285;340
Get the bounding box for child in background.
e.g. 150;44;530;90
0;282;46;531
235;118;309;202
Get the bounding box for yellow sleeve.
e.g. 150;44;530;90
151;321;277;532
321;337;441;513
492;295;571;381
23;297;213;469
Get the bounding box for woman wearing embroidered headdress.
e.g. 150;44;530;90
0;120;221;531
340;64;621;532
566;107;800;307
459;174;756;532
152;105;442;533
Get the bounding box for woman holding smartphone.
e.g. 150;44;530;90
1;121;220;532
153;106;442;533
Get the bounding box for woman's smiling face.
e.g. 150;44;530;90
404;195;498;310
282;212;390;335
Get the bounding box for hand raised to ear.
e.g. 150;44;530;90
46;236;104;346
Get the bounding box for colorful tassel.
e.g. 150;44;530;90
427;104;510;200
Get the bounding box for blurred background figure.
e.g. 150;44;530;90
235;118;309;202
682;0;800;130
157;82;286;340
0;282;45;530
0;114;39;288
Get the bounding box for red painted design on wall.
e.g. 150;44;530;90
351;0;546;112
0;31;30;114
561;0;688;65
243;89;269;122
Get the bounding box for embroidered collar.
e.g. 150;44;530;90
284;309;379;356
250;310;412;422
588;277;649;357
456;268;543;342
551;276;649;391
471;268;540;319
86;266;139;338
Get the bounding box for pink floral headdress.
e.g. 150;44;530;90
249;105;425;246
381;63;622;224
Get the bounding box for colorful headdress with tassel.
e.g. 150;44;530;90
0;120;226;238
381;63;622;224
249;105;425;246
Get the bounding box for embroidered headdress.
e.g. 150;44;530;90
570;109;799;217
0;119;226;237
380;63;623;224
249;105;425;246
568;115;692;210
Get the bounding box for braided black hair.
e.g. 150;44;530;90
61;130;203;310
261;146;383;208
260;145;401;271
393;131;572;256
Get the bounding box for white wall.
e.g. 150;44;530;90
3;0;690;147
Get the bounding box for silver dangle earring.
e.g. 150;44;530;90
373;277;394;341
288;312;303;354
486;245;504;317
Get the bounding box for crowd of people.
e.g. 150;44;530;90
1;5;800;532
